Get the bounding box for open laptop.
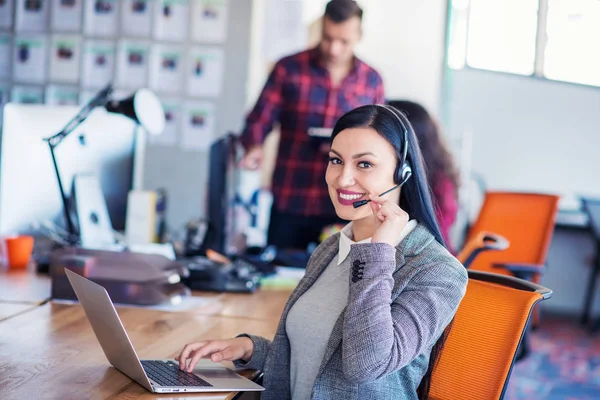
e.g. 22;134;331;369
65;268;264;394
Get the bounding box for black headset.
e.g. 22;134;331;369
352;104;413;208
377;104;413;185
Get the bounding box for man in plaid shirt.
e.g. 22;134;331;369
239;0;385;251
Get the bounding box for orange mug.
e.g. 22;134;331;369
3;235;34;269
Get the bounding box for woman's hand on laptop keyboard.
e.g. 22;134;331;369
176;337;255;373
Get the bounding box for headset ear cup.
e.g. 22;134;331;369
395;163;412;186
394;163;402;185
402;164;413;182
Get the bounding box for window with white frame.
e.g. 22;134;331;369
447;0;600;87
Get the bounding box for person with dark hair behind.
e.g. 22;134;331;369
388;100;460;253
177;105;467;400
238;0;385;252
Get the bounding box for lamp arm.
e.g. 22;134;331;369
42;83;114;245
44;84;113;147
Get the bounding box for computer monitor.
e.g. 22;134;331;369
203;133;237;255
0;104;143;236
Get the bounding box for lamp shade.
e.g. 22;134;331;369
105;88;166;136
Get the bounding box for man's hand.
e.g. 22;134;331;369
238;146;263;170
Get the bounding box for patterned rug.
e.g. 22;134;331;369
506;314;600;399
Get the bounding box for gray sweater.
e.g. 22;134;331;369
235;224;468;400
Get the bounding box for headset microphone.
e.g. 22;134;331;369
352;169;412;208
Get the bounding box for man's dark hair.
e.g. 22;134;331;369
324;0;363;23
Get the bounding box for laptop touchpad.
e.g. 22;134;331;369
198;369;246;380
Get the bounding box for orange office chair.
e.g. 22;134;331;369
429;270;553;400
464;192;559;284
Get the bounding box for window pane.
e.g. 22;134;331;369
447;0;470;70
544;0;600;87
466;0;539;75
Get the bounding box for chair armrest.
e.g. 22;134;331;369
492;263;545;273
467;270;553;299
457;231;510;268
493;263;545;282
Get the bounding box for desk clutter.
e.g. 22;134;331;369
47;243;299;306
50;247;190;306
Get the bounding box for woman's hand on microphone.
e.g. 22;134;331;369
369;195;409;246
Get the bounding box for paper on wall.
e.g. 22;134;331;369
149;44;185;94
13;35;48;84
0;0;13;29
121;0;153;37
116;40;150;89
153;0;189;42
81;40;116;89
181;101;215;151
186;46;224;97
191;0;228;43
15;0;49;32
49;35;81;83
84;0;118;37
51;0;83;31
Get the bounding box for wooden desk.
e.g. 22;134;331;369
0;268;290;321
0;295;288;400
0;267;51;304
0;302;41;321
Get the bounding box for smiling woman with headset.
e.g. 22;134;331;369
176;104;468;400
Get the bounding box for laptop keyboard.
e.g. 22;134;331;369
141;360;213;388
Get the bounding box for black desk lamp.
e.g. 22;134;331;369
43;84;166;245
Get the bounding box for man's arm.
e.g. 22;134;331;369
374;73;385;104
240;61;286;150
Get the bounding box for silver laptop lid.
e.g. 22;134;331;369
64;268;154;392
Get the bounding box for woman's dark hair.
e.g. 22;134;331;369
330;104;449;399
324;0;363;23
387;100;459;192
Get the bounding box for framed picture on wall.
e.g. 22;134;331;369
84;0;118;37
13;35;48;84
191;0;228;43
0;0;14;29
153;0;189;42
81;40;116;89
51;0;83;31
149;44;184;94
49;35;81;83
186;46;224;97
116;40;150;89
121;0;153;38
45;85;79;105
15;0;50;32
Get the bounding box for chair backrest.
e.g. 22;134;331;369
429;270;552;400
465;191;559;279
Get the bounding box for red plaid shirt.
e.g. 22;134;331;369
241;48;385;217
